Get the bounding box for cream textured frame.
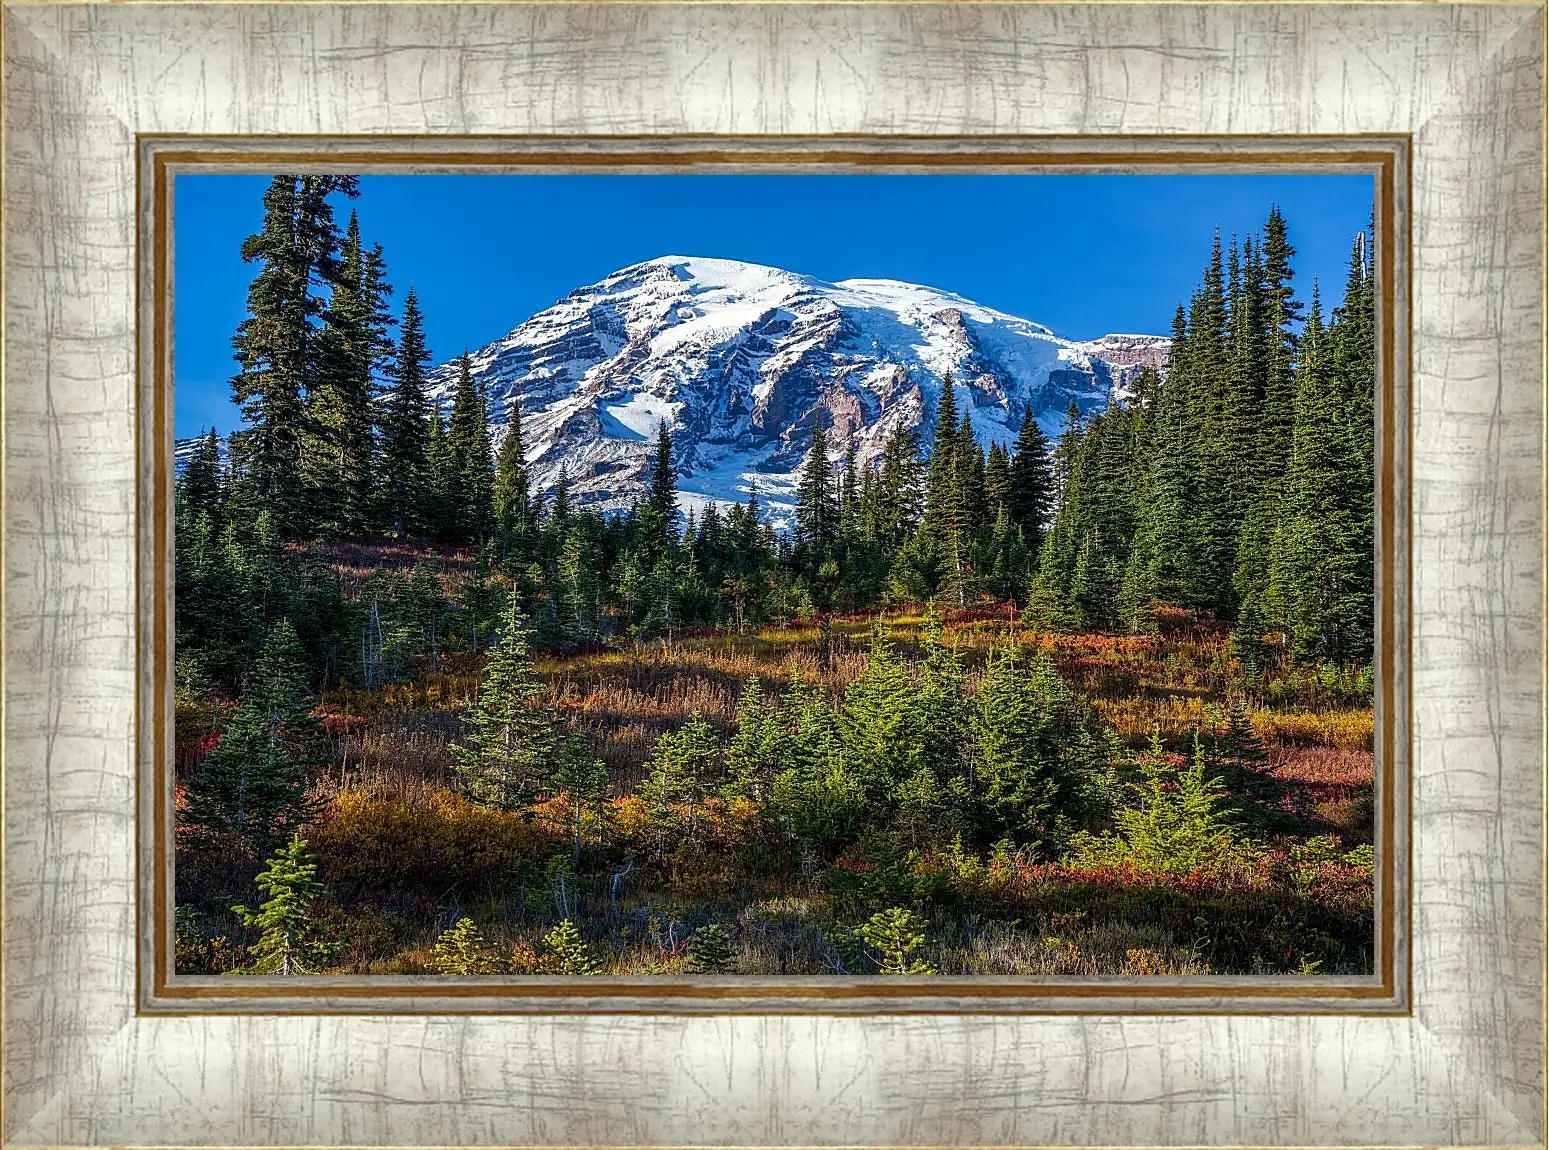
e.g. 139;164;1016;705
3;3;1544;1147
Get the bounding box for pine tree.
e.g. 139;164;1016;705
687;923;738;973
796;422;838;555
229;176;313;533
181;619;323;855
540;919;601;975
379;288;432;535
859;907;937;975
492;388;535;558
449;591;554;809
447;353;495;544
429;917;500;975
971;639;1060;844
546;733;612;868
647;420;679;532
232;831;336;975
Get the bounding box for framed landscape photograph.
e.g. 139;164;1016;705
161;156;1393;1002
4;3;1543;1148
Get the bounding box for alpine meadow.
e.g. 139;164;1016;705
172;174;1378;979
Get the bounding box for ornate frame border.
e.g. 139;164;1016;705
5;5;1542;1146
139;134;1411;1016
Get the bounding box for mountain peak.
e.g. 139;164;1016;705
430;258;1169;529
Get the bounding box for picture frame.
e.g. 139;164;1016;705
4;2;1543;1146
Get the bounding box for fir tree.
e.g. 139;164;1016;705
540;919;602;975
449;591;554;809
687;923;738;973
915;609;967;781
446;352;495;544
971;640;1061;845
647;420;679;532
638;712;720;860
556;526;597;641
181;619;323;855
492;389;535;558
378;288;432;535
796;422;838;555
424;404;454;539
178;428;226;526
723;677;785;802
306;208;391;537
839;621;922;791
429;917;500;975
229;176;313;533
546;733;612;869
1263;284;1369;663
232;831;336;975
877;423;926;542
983;442;1012;524
1086;733;1241;875
839;441;860;520
859;907;937;975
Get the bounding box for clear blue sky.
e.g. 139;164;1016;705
174;172;1374;437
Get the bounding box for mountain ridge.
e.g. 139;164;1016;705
178;256;1170;530
421;256;1169;528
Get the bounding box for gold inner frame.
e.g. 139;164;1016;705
138;136;1409;1014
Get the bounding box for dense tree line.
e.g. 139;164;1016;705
1027;211;1375;665
177;179;1374;717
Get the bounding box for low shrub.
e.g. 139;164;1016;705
309;784;558;899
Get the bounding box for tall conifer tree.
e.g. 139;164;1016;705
493;388;535;557
796;423;838;554
379;288;432;535
447;353;495;544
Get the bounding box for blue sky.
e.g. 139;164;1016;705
174;172;1374;437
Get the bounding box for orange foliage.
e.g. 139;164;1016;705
309;786;557;896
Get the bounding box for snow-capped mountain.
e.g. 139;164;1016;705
423;256;1168;529
175;256;1169;530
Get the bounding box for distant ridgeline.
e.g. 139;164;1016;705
174;176;1373;700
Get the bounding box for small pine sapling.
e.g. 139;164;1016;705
686;923;738;974
859;906;938;975
429;916;501;975
232;831;337;975
541;919;602;975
